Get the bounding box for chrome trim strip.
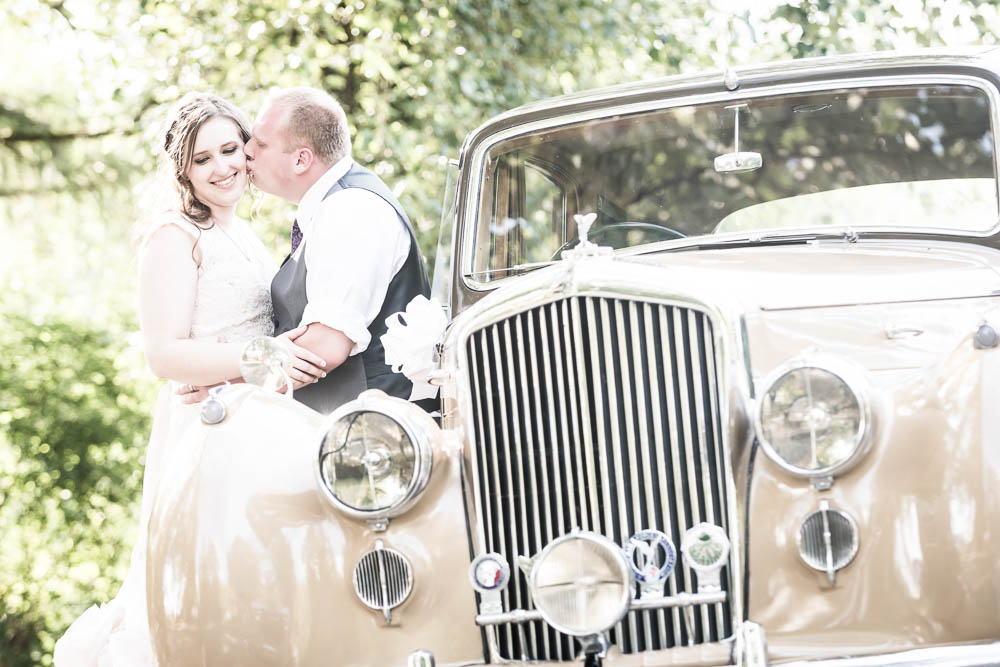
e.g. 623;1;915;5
690;310;728;636
461;73;1000;293
476;591;728;626
477;330;510;655
558;299;587;531
623;300;658;647
468;342;494;554
492;322;527;655
598;297;637;650
549;302;579;531
704;319;731;635
675;308;712;639
662;305;698;642
644;302;683;644
521;312;559;659
510;316;547;658
578;297;605;531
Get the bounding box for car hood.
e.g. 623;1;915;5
619;240;1000;310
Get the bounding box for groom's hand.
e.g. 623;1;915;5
276;325;328;389
177;382;213;404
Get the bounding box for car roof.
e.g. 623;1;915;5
462;47;1000;152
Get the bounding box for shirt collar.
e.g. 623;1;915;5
295;155;354;237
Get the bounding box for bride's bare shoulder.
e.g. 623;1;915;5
139;212;202;248
138;213;208;269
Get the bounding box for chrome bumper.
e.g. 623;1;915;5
407;639;1000;667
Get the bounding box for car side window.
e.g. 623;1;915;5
475;153;573;280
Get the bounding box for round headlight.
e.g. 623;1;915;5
755;358;871;479
529;531;633;637
317;393;433;521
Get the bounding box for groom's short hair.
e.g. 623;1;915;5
270;87;351;166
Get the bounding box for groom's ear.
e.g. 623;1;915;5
292;147;315;175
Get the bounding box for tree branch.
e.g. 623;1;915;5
1;128;117;144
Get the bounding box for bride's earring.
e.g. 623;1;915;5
200;384;229;425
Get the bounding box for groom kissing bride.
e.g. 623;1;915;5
192;86;438;416
55;87;437;666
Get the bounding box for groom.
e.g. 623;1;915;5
245;87;436;415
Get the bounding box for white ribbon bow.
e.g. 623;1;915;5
380;295;448;401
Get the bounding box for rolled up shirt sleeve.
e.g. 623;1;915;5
299;187;410;355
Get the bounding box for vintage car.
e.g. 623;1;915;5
147;48;1000;666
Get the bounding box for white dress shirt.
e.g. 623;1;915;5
294;156;411;355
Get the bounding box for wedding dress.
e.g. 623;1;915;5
54;217;277;667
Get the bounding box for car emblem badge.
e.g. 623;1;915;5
624;529;676;600
469;552;510;615
681;523;731;593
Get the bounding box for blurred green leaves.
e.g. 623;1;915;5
0;311;153;665
0;0;998;664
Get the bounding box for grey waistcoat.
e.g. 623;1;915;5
271;163;434;415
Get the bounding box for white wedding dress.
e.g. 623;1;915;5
54;217;277;667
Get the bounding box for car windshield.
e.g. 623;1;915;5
470;83;999;282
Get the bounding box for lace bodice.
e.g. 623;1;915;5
189;219;276;343
147;217;277;343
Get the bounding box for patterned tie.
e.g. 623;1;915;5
290;219;302;254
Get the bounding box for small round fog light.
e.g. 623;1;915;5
529;531;633;636
798;501;858;584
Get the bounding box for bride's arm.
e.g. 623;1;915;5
138;224;247;386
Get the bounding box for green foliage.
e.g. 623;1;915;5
0;310;154;666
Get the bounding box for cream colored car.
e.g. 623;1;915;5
148;49;1000;666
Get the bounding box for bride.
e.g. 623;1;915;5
54;92;326;666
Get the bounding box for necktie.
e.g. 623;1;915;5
290;219;302;254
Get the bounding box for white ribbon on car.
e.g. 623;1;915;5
381;295;448;401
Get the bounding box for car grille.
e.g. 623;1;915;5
465;295;734;661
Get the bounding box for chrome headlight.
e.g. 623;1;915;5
317;391;433;524
529;531;633;637
755;358;872;481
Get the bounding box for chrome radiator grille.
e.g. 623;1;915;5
466;295;734;661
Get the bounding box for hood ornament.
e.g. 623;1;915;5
576;212;597;246
560;212;613;261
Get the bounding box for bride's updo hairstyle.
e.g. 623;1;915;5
161;92;251;225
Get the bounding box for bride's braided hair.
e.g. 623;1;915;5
161;92;251;227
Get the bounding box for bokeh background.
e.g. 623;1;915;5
1;0;997;663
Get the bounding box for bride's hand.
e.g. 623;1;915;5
275;325;327;389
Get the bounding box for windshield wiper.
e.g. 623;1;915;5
663;230;856;253
466;259;557;280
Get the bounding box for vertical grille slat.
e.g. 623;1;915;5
467;296;734;661
573;298;601;532
644;303;683;645
660;306;695;645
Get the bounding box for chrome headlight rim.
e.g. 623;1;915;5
754;356;873;480
315;392;434;522
528;530;634;637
